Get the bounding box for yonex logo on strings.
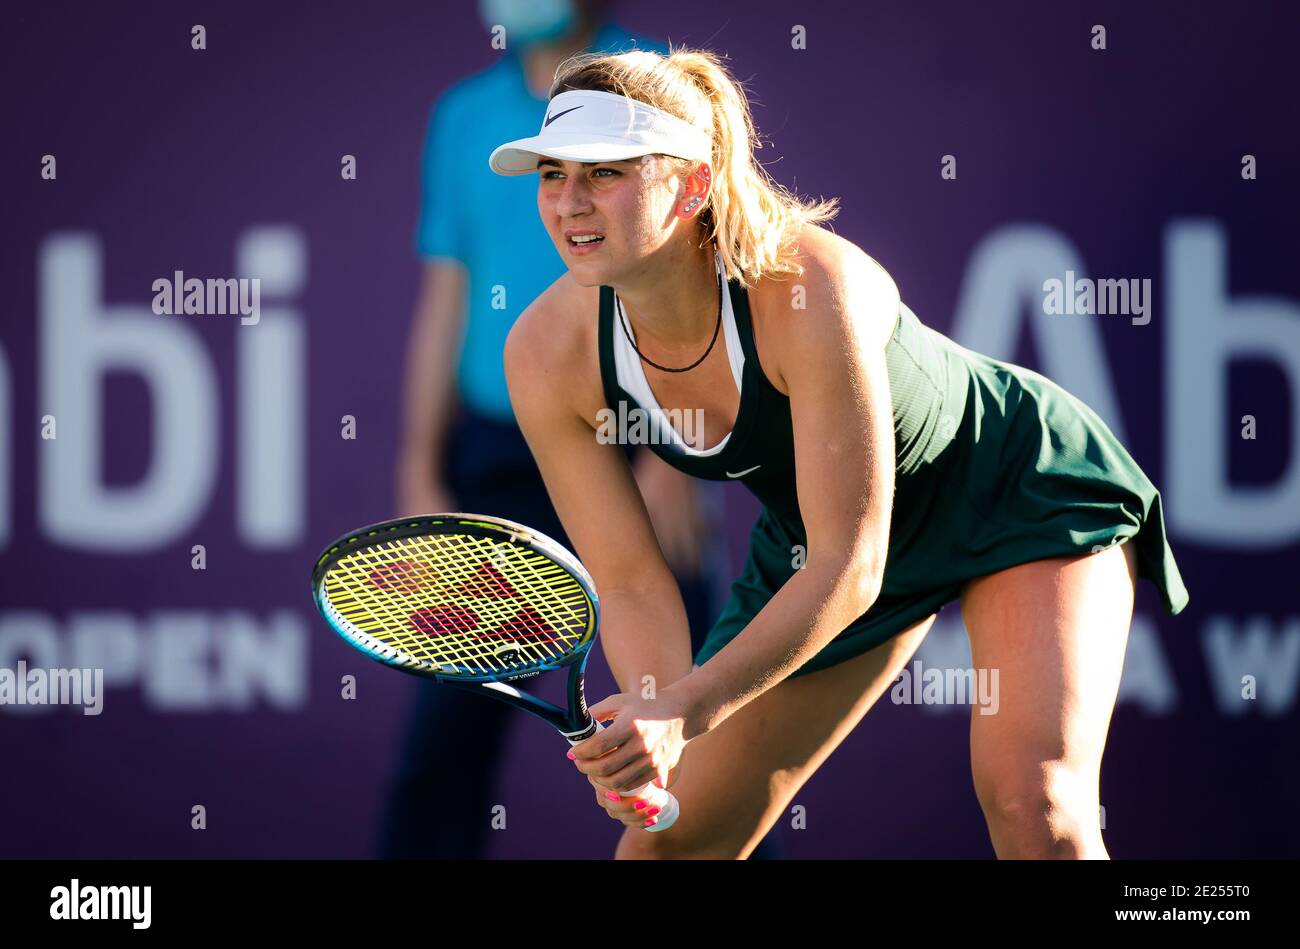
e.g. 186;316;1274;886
366;558;563;659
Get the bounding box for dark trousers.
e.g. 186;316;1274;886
378;406;782;859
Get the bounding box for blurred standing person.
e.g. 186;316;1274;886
383;0;771;858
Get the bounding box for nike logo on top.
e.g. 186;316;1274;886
725;465;762;479
543;105;584;127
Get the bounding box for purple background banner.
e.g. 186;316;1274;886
2;0;1298;858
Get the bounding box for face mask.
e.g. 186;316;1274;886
479;0;577;49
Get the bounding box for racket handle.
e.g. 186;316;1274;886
567;721;680;832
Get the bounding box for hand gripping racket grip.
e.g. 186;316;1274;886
567;720;680;832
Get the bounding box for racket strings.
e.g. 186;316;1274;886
331;543;569;673
321;532;592;676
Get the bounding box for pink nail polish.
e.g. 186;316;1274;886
566;751;576;760
606;791;621;802
643;818;657;827
647;806;660;816
634;801;647;810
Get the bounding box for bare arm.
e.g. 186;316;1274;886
673;250;900;738
396;259;467;514
504;297;696;696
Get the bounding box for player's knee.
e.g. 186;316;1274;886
615;826;676;859
615;825;742;860
975;763;1099;858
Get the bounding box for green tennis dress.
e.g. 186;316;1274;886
597;255;1189;679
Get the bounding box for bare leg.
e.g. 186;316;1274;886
961;542;1137;859
615;613;936;859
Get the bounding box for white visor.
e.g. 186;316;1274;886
489;89;712;176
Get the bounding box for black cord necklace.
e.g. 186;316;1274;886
617;271;724;373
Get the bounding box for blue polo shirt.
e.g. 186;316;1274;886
416;22;669;422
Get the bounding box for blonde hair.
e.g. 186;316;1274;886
549;45;839;288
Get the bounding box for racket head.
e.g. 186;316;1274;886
311;513;599;685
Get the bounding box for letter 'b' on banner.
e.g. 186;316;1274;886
38;234;219;551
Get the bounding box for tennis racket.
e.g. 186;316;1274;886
310;512;680;832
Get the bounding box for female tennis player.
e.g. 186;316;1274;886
488;46;1188;859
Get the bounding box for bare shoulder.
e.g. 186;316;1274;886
504;272;605;427
751;223;901;361
506;271;590;371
